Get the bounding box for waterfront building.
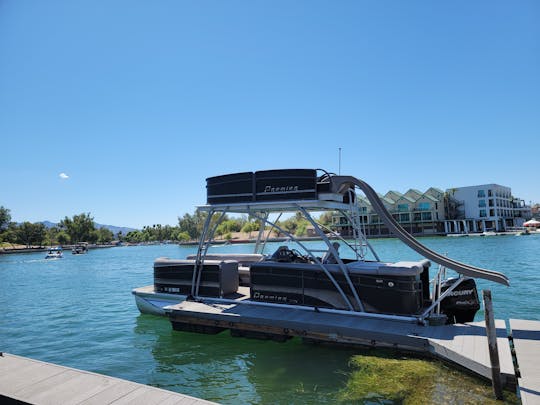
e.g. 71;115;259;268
444;184;532;233
333;188;447;237
332;183;531;236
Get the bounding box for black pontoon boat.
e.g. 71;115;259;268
133;169;509;326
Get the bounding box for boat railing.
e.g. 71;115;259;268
250;208;360;311
296;205;365;312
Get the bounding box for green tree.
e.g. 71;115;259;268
240;220;260;238
59;213;96;243
96;227;114;244
2;223;18;245
0;206;11;231
45;226;59;246
178;211;229;240
125;230;144;243
16;222;46;247
175;231;190;242
56;231;70;245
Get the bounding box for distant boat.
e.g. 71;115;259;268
71;243;88;254
482;231;497;236
45;247;63;259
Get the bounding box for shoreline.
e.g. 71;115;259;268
0;243;116;255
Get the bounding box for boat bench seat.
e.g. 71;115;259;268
154;258;239;296
186;253;264;266
185;254;264;285
345;259;429;277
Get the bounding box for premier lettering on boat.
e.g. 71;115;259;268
264;185;299;193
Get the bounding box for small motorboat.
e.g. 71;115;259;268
45;247;63;259
71;243;88;254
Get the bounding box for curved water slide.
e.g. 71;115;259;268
332;176;510;286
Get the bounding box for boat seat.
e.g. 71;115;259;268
186;253;264;266
154;258;239;296
345;260;428;276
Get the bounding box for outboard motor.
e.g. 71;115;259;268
439;278;480;324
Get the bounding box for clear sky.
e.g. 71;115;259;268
1;1;538;229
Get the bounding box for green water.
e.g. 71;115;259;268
1;235;537;403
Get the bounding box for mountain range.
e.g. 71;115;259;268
40;221;137;236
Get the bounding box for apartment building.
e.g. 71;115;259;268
445;184;531;232
332;183;531;236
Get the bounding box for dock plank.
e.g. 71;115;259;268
510;319;540;405
0;353;216;405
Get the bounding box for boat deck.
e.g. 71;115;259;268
0;353;216;405
165;300;518;388
509;319;540;404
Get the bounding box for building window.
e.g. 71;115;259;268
489;209;495;217
400;213;410;222
489;199;494;207
478;199;486;207
478;190;485;198
398;204;409;212
418;202;430;211
414;213;421;221
488;189;493;197
371;215;379;224
421;212;432;221
480;209;487;217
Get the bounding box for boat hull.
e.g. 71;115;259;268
132;286;187;316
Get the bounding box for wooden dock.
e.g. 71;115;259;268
166;301;517;387
509;319;540;404
0;353;216;405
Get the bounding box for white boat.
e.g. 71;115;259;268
71;243;88;254
45;247;63;259
133;169;509;326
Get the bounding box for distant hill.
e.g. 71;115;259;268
95;223;138;236
40;221;137;236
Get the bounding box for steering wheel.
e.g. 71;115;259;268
290;249;308;263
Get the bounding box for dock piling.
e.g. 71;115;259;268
483;289;503;400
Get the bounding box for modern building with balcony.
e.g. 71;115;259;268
444;184;532;233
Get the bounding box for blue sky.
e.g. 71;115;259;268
1;1;538;228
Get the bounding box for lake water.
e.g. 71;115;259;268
1;235;538;403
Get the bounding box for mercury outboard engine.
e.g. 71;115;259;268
439;278;480;324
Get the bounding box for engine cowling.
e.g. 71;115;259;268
439;278;480;324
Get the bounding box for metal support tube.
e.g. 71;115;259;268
195;211;227;296
420;276;469;319
192;210;214;296
248;210;356;311
297;206;365;312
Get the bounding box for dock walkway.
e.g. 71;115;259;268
0;353;216;405
167;301;517;387
509;319;540;404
